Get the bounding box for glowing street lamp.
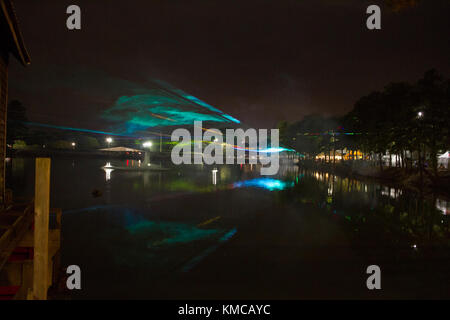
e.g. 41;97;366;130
143;141;153;148
106;137;113;147
417;111;424;119
71;142;76;149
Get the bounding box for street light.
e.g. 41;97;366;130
143;141;153;148
71;142;76;150
106;137;113;147
417;111;424;119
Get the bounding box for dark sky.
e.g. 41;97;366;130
8;0;450;130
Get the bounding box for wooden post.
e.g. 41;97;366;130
0;52;9;207
32;158;51;300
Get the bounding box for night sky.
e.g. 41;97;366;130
8;0;450;131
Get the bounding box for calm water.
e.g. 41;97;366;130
6;157;450;298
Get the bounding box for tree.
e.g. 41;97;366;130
277;120;289;146
7;100;28;145
78;136;100;150
415;69;449;176
293;69;449;178
48;140;72;149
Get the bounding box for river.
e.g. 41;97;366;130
6;157;450;298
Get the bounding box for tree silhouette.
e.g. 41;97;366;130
284;69;450;177
7;100;28;145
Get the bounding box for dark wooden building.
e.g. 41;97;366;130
0;0;30;206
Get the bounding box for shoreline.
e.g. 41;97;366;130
297;161;450;200
7;148;172;161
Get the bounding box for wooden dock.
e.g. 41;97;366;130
0;202;62;300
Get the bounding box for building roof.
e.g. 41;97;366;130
0;0;30;66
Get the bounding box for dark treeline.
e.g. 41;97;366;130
7;100;108;151
279;69;450;176
6;101;165;153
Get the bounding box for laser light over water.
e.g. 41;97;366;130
101;82;241;134
233;178;294;191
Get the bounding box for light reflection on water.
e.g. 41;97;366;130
232;178;294;191
126;220;221;247
102;160;297;192
6;157;450;298
7;157;448;217
307;169;448;216
292;168;450;249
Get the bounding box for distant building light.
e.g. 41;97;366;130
143;141;153;148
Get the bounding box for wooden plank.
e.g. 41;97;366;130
0;204;34;272
31;158;50;300
13;260;33;300
17;229;60;257
0;53;8;206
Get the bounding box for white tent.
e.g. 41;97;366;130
438;151;450;159
438;151;449;169
99;146;143;153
